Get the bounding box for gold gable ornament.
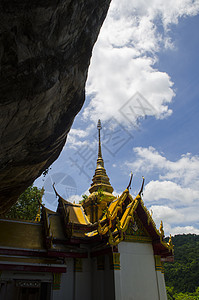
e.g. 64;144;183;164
159;220;164;237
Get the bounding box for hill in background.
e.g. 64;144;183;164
164;234;199;299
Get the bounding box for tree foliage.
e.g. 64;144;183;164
165;234;199;299
5;185;44;221
79;194;88;204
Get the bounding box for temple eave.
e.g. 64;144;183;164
89;183;114;194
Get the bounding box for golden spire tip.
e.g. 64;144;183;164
97;119;102;130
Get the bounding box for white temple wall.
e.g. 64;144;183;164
53;257;92;300
55;255;115;300
52;259;73;300
118;242;163;300
103;255;115;300
75;257;92;300
91;255;115;300
155;269;167;300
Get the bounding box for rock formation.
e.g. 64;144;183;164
0;0;111;213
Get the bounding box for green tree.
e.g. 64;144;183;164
5;185;44;221
174;291;199;300
165;234;199;294
166;286;175;300
79;194;88;204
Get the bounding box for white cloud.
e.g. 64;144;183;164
66;136;89;150
84;0;199;125
69;128;90;139
149;205;183;224
65;125;95;150
163;222;199;236
128;147;199;187
170;225;199;236
144;180;199;204
144;204;199;236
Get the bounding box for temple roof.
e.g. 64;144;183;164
0;219;45;250
47;181;173;259
61;199;90;225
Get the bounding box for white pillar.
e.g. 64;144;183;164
112;253;122;300
154;255;167;300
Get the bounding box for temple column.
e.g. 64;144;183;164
111;253;122;300
154;255;167;300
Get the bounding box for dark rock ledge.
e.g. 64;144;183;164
0;0;111;213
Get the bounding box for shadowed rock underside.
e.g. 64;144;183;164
0;0;111;213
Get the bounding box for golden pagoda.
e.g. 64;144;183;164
83;120;116;223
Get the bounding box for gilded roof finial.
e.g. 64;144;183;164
35;205;41;222
168;234;174;250
159;220;164;237
127;172;133;190
97;119;102;158
138;176;145;196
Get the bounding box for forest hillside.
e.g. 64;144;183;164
164;234;199;299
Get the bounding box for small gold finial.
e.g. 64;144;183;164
168;234;173;248
159;220;164;237
35;205;41;222
138;176;145;196
127;172;133;190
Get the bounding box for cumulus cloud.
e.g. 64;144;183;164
144;180;199;204
83;0;199;125
66;125;96;150
127;147;199;187
150;205;184;224
170;226;199;235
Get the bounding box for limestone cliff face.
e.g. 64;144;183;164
0;0;111;212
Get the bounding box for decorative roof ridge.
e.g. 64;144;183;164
138;198;174;253
53;184;80;207
96;178;173;252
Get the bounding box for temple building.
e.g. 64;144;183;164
0;120;174;300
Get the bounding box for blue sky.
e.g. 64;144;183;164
35;1;199;236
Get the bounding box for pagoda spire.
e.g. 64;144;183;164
97;119;102;159
89;120;113;194
96;119;104;169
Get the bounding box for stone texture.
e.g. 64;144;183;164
0;0;111;213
